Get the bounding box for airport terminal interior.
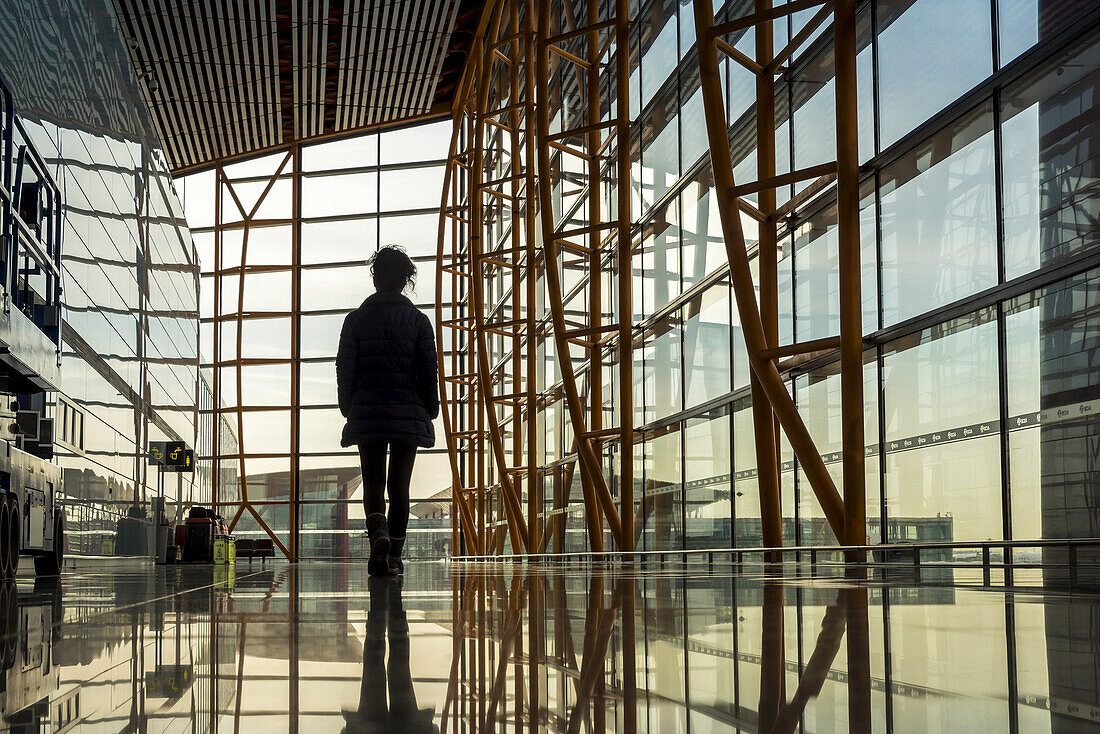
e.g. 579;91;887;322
1;0;1100;730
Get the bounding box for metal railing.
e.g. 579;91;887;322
453;537;1100;584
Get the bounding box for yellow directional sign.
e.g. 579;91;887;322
149;441;193;471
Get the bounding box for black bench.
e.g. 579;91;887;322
235;538;276;564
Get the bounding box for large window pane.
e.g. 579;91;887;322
200;274;214;319
240;409;292;455
301;265;372;311
640;312;683;424
883;310;1002;548
877;0;993;148
638;2;678;111
680;168;727;289
245;270;292;312
300;361;338;406
685;409;732;549
778;241;794;346
220;225;292;268
997;0;1092;66
638;197;680;319
378;166;446;211
194;231;214;271
181;169;215;228
683;282;731;409
792;75;837;175
301;313;349;359
302;134;378;171
302;171;378;218
733;397;760;546
301;219;377;265
200;320;213;363
378;120;450;164
220;271;292;314
219;317;291;360
300;407;347;454
679;76;708;171
378;212;439;258
792;194;878;342
641;427;683;551
880;107;997;326
235;363;292;407
1006;270;1100;544
640;94;679;212
1001;35;1100;279
221;150;288;179
795;354;880;547
230;176;291;221
408;450;452;502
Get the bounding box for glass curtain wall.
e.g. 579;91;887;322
628;0;1100;558
2;0;205;555
460;0;1100;558
180;121;453;559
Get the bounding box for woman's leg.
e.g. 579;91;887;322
359;442;391;575
358;442;387;516
386;444;417;563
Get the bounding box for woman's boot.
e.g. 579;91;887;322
366;513;390;577
387;536;404;576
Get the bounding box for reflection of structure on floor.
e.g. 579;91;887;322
0;581;62;732
444;566;881;731
48;567;240;731
9;562;1100;731
225;468;451;560
3;567;258;731
2;565;457;730
445;564;1032;731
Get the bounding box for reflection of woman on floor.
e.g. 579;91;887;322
342;578;438;733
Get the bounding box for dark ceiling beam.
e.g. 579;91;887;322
276;0;295;145
432;0;486;111
323;0;345;133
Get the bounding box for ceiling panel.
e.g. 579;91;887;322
114;0;481;171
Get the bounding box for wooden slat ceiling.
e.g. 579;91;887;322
114;0;483;172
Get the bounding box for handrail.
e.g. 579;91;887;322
11;117;61;198
453;537;1100;565
10;213;61;279
4;113;64;353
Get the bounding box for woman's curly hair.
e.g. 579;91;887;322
368;245;417;294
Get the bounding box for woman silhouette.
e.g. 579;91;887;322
337;246;438;577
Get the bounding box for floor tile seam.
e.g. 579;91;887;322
50;568;282;627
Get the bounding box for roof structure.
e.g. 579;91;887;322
113;0;483;172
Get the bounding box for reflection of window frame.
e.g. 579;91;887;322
55;395;84;453
878;103;998;326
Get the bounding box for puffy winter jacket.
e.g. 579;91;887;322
336;292;439;448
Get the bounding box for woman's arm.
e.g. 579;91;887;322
417;313;440;419
336;313;358;418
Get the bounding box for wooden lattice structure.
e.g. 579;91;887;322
438;0;868;557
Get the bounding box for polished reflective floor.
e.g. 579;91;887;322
2;559;1100;732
